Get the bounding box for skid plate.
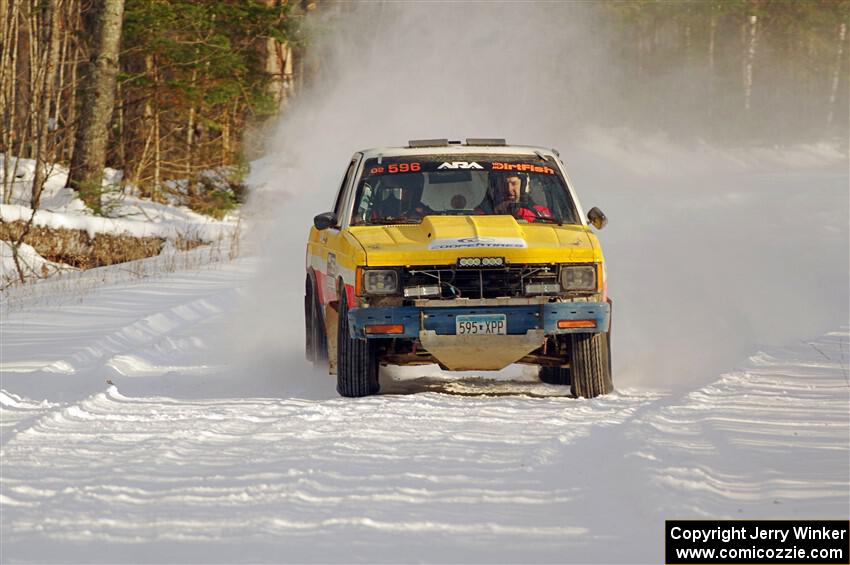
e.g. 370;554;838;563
418;329;546;371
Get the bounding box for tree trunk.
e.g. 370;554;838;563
31;0;61;210
65;1;82;165
0;0;14;106
743;13;758;111
26;1;40;158
1;0;21;204
153;95;160;199
708;14;716;76
281;42;294;110
221;119;230;166
706;13;717;120
65;0;125;211
52;0;73;162
827;22;847;127
263;0;284;109
186;61;198;177
0;0;6;50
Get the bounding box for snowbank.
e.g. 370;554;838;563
1;154;238;243
0;241;73;285
0;202;232;242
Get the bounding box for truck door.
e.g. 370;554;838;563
317;156;361;308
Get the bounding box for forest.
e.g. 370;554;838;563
0;0;848;214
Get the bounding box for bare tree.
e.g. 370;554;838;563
743;12;758;111
1;0;21;205
65;0;125;211
31;0;62;210
827;21;847;128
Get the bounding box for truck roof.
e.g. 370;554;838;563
358;139;560;159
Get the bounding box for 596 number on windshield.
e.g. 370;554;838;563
370;162;421;175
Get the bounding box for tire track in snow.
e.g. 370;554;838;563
0;391;60;448
3;255;847;562
0;385;661;562
1;293;229;377
1;262;250;456
627;330;849;517
1;262;250;415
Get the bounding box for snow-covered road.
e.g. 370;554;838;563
1;257;847;563
4;1;849;558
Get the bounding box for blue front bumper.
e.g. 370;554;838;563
348;301;611;339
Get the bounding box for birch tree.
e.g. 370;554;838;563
827;21;847;127
31;0;62;210
743;12;758;111
65;0;125;211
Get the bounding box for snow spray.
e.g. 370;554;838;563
239;3;848;394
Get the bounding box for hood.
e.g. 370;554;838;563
350;215;599;266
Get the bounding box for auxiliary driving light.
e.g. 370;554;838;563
458;256;504;268
403;285;441;298
524;282;561;295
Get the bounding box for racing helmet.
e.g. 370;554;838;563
374;172;425;217
381;172;425;204
488;171;530;204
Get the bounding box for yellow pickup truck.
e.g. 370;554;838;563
305;139;612;398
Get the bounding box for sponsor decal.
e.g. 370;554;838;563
428;236;527;250
325;252;337;297
437;161;484;170
492;162;555;175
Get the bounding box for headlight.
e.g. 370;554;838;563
560;265;597;292
362;269;398;295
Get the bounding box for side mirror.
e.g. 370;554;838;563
313;212;337;230
587;207;607;230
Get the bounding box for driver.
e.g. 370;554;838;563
479;172;552;221
372;173;434;220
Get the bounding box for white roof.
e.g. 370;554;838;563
357;143;559;159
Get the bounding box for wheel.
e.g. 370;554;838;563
336;291;379;397
569;332;613;398
539;336;569;385
304;276;327;364
305;279;315;361
539;365;570;385
312;284;328;362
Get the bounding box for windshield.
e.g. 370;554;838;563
350;155;579;226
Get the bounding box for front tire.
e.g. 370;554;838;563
569;332;613;398
336;291;379;397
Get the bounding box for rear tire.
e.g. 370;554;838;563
336;291;379;397
539;366;570;385
305;277;327;364
305;280;315;361
569;332;613;398
313;288;328;362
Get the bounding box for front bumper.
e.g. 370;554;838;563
348;301;611;339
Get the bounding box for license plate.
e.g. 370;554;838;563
456;314;507;336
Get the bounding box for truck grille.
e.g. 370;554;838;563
402;264;558;299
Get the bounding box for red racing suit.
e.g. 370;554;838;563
475;203;552;222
